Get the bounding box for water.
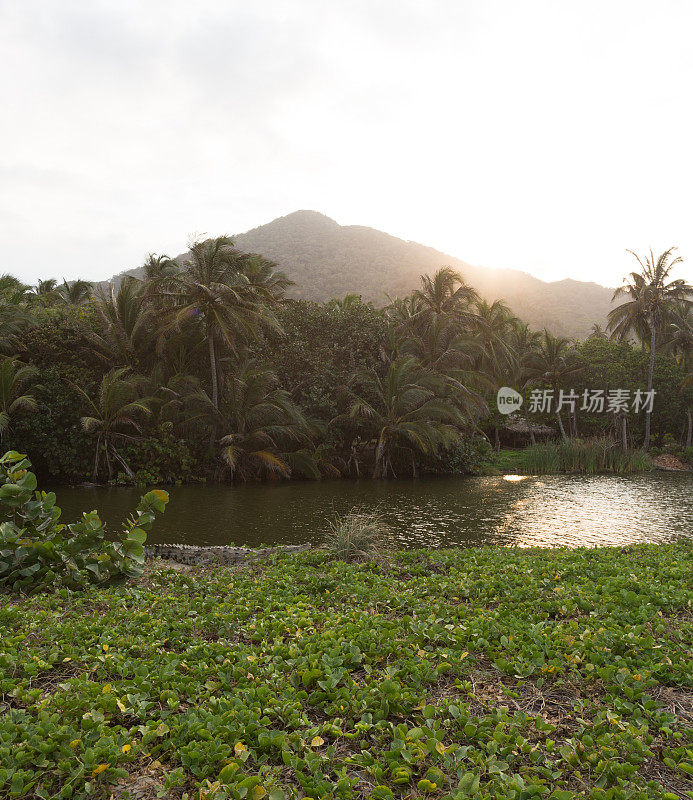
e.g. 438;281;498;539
52;472;693;549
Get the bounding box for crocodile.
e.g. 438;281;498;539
144;542;310;566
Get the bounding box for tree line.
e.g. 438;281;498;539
0;240;691;483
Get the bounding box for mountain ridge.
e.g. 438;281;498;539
109;210;615;338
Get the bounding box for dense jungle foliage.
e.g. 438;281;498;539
0;243;691;484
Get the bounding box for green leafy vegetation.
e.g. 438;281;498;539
1;542;691;798
0;452;168;592
0;244;690;484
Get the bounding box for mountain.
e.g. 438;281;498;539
110;210;615;338
234;212;614;337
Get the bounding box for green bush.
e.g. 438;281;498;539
119;426;199;486
425;437;495;475
10;368;97;482
0;451;168;592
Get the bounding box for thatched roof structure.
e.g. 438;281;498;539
502;418;555;437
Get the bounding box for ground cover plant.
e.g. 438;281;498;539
1;542;692;799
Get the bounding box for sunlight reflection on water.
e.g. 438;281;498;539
55;472;692;549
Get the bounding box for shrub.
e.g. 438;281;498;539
6;366;95;481
0;451;168;592
323;509;390;562
119;426;198;485
425;437;495;475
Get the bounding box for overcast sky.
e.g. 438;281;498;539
1;0;692;287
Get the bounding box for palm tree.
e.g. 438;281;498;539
58;278;93;305
411;267;480;330
90;278;155;367
156;236;288;421
665;302;693;447
0;302;32;354
239;253;293;299
326;293;366;311
29;278;61;307
402;314;482;375
526;331;582;441
73;368;151;481
142;253;179;281
608;248;692;450
414;267;479;316
219;360;312;481
157;372;222;440
507;321;542;387
0;357;37;440
345;356;467;478
588;323;609;340
472;299;518;379
0;274;31;305
385;294;424;327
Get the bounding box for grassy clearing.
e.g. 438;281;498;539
1;542;692;800
496;439;654;475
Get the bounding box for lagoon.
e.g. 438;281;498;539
54;472;693;549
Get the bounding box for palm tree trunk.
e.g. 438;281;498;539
643;326;656;451
112;447;135;479
208;333;219;448
556;411;568;442
373;434;386;479
92;435;101;481
208;333;219;409
349;441;360;478
621;414;628;452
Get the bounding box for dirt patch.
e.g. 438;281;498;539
650;685;693;722
109;758;189;800
653;454;691;471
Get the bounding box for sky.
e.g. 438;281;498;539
1;0;692;288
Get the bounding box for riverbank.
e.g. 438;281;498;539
2;542;692;799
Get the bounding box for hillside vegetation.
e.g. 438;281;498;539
111;211;614;338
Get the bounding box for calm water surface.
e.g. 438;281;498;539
54;473;692;549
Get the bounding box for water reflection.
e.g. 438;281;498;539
53;473;692;550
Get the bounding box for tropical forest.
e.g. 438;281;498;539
1;242;691;487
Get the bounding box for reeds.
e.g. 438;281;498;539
511;438;653;475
